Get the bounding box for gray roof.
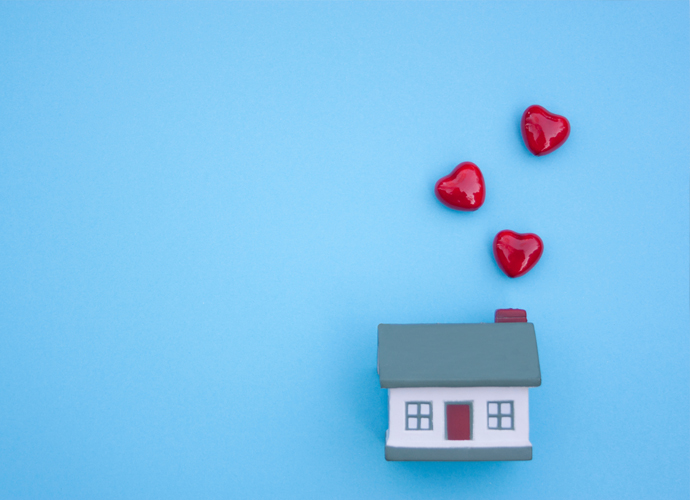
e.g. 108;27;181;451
378;323;541;388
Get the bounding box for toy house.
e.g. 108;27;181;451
377;309;541;461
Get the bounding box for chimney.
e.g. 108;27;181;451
495;309;527;323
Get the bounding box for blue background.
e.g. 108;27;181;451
1;2;688;498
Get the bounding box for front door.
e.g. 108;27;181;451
446;404;471;440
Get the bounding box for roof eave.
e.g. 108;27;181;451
380;377;542;389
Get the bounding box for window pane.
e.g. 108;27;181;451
407;404;418;416
420;418;430;430
500;403;512;415
488;403;498;415
488;417;498;429
501;417;512;429
420;404;430;415
408;417;418;429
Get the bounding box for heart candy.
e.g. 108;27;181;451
493;230;544;278
435;162;486;211
521;105;570;156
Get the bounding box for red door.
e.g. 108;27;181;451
446;404;471;440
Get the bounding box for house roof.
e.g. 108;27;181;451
377;323;541;388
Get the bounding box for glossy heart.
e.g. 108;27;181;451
521;105;570;156
493;230;544;278
435;162;486;211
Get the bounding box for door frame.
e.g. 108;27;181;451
445;401;473;440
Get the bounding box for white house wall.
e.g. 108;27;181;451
387;387;530;449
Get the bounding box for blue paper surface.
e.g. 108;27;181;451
0;2;688;498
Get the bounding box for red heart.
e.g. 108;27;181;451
435;162;486;211
521;105;570;156
493;230;544;278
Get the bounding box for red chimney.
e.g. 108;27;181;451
495;309;527;323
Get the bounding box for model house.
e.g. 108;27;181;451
377;309;541;461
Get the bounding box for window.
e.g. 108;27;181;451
406;402;433;430
487;401;514;430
